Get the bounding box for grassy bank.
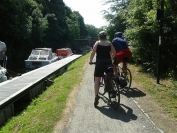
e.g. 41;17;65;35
0;52;90;133
128;63;177;119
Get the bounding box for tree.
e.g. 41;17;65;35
102;0;128;41
65;6;80;42
86;24;98;39
0;0;49;68
43;0;68;50
73;11;88;38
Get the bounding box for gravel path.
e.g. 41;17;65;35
55;61;164;133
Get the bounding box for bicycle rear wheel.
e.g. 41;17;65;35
122;68;132;92
118;65;132;92
108;79;120;109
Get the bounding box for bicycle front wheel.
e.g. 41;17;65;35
108;79;120;109
99;75;107;95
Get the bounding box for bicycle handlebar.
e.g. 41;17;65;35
89;62;96;65
89;62;114;70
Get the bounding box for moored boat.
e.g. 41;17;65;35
56;48;73;58
0;65;7;83
24;48;59;69
0;56;8;83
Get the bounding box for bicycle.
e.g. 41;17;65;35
117;60;132;92
92;62;120;109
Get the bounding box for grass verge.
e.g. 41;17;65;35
0;52;90;133
128;63;177;119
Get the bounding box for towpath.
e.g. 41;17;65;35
54;58;164;133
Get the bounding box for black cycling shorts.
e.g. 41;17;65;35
94;59;112;77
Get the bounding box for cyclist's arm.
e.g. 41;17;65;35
110;43;116;59
89;41;98;64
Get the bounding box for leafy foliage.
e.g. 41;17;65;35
104;0;177;79
65;6;80;42
86;24;98;39
73;11;88;38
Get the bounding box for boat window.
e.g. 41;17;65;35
40;50;48;55
31;50;40;55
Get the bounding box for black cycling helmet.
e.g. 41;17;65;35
98;31;107;37
114;32;122;38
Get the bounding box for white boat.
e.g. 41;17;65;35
24;48;59;69
0;65;7;83
0;56;8;83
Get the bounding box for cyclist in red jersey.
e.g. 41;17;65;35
112;32;132;76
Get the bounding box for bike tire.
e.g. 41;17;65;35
123;68;132;92
118;65;132;92
108;78;120;109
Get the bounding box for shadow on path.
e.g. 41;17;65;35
121;87;146;98
96;99;137;122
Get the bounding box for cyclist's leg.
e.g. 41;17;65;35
94;61;105;106
94;77;102;96
113;65;117;76
117;63;122;76
112;57;118;76
94;76;101;107
113;56;120;76
122;58;129;75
